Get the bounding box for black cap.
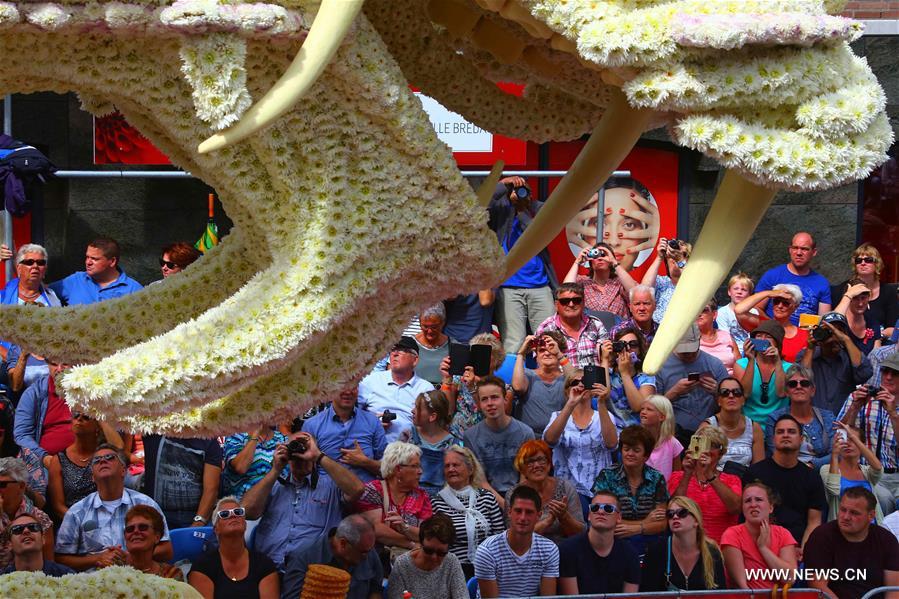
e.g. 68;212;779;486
391;336;419;356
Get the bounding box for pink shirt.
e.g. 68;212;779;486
667;471;741;542
646;436;683;481
700;329;737;374
720;523;796;589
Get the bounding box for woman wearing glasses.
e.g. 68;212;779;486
763;366;834;469
386;514;468;599
0;457;54;569
506;440;584;545
544;372;619;516
832;244;898;339
0;243;60;310
188;496;279;599
46;411;122;520
721;483;797;590
123;505;182;580
641;497;725;591
698;378;765;471
158;242;201;279
599;326;655;427
734;284;808;362
667;427;742;543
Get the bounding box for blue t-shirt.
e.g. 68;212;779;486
50;269;143;305
756;264;831;325
502;216;548;288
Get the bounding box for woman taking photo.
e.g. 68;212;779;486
592;425;669;556
721;483;797;590
506;440;584;545
698;378;764;471
123;505;182;579
821;421;884;522
642;237;691;322
734;284;808;362
430;446;504;579
512;332;572;436
189;496;278;598
641;496;726;591
668;427;742;542
46;411;123;519
763;366;834;469
832;243;898;337
599;327;655;427
563;242;634;318
641;395;682;481
732;321;791;425
544;373;619;514
358;441;432;553
407;390;460;496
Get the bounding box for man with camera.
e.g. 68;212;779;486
488;175;557;355
242;432;365;571
796;312;872;413
755;232;832;324
838;352;899;516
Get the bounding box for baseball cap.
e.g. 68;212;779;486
820;311;849;331
391;336;419;356
750;320;785;348
675;324;701;353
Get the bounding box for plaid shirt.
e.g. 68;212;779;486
535;313;607;369
837;393;899;470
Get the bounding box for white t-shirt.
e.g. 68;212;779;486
545;410;620;496
716;304;756;351
474;532;559;598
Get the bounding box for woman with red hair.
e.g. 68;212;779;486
159;242;202;279
504;440;584;544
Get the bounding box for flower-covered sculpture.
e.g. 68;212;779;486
0;566;201;598
0;0;891;433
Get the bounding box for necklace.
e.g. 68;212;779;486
18;289;40;300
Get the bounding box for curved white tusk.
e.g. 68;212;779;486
642;170;778;374
198;0;364;154
478;161;505;207
503;88;653;279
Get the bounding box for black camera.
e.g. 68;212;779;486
812;325;832;342
611;340;626;353
513;186;530;201
667;239;681;252
287;437;308;457
867;385;881;398
381;409;398;423
586;247;605;259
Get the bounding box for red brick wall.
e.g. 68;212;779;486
842;1;899;19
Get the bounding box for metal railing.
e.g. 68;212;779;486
861;586;899;599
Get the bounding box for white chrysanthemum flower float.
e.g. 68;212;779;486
0;0;891;435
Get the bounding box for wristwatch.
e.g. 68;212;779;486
193;515;207;524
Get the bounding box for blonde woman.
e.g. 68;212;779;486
833;243;897;337
642;395;682;481
641;496;726;591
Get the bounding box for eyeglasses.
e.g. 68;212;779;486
557;297;583;306
216;507;246;520
419;323;442;331
666;508;691;520
124;523;152;534
421;545;449;557
786;379;813;389
589;503;618;514
719;388;744;397
18;259;46;267
91;453;120;466
397;463;423;471
525;456;548;467
8;523;42;536
771;297;792;307
158;258;179;269
71;411;93;421
854;256;876;265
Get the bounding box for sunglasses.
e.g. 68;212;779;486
619;340;641;350
72;411;93;421
124;522;152;534
557;297;583;306
158;258;179;269
0;480;20;489
719;388;744;397
786;379;813;389
9;523;42;536
771;297;792;307
91;453;120;466
666;508;691;520
421;546;449;557
525;456;548;466
18;259;47;267
567;379;583;388
216;507;246;520
589;503;618;514
854;256;876;265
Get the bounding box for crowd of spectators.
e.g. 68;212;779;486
1;199;899;599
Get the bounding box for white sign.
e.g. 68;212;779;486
417;93;493;153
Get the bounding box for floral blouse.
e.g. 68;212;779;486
592;463;669;521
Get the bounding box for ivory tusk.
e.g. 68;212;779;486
642;170;778;374
478;161;505;207
503;88;653;278
197;0;364;154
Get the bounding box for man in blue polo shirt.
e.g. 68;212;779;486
755;232;831;325
302;384;386;483
50;237;142;305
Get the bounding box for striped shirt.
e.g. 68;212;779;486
535;313;607;369
474;532;559;598
430;488;505;565
837;393;899;470
222;432;288;499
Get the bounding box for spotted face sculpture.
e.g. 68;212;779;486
0;0;891;435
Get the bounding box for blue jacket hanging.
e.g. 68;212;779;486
0;134;56;216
